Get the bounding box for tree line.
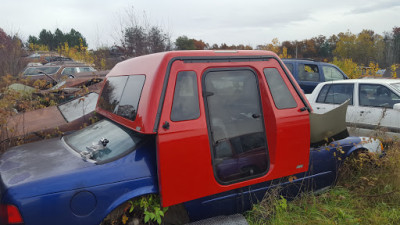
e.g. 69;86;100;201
1;23;399;78
28;28;88;51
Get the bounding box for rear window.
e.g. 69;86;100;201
98;75;145;121
64;119;145;163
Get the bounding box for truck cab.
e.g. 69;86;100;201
0;51;380;225
96;50;311;207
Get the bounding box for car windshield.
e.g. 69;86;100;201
63;119;145;163
391;83;400;93
23;66;61;76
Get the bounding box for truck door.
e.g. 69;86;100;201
157;57;310;208
202;68;268;183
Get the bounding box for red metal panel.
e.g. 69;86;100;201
157;57;310;207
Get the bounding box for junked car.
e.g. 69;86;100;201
1;92;101;149
21;63;97;85
0;51;382;225
307;79;400;139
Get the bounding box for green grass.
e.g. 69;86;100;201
246;143;400;225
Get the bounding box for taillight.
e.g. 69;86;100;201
0;204;23;224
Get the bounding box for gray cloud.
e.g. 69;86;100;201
350;0;400;14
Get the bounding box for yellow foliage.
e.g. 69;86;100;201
57;40;95;65
279;47;291;59
29;43;49;51
331;57;362;79
392;64;398;78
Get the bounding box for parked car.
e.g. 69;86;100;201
21;63;97;84
307;79;400;139
282;59;349;94
0;51;382;225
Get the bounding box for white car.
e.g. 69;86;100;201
307;79;400;139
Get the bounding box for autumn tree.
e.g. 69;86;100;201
383;27;400;66
0;28;25;77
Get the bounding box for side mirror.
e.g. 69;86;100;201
393;103;400;111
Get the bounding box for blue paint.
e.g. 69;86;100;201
0;134;367;224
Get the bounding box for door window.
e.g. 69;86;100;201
203;69;268;183
171;71;200;121
264;68;297;109
316;84;354;105
298;64;320;82
322;66;345;81
359;84;400;108
61;67;77;75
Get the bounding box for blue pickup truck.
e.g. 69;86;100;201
282;59;349;94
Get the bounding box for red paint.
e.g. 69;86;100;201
96;51;310;207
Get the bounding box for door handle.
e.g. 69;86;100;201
162;121;170;130
299;107;308;112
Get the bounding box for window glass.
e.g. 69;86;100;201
98;75;145;121
264;68;297;109
359;84;400;108
23;66;61;76
317;84;354;105
58;92;99;122
298;64;320;81
171;71;200;121
79;67;95;72
204;69;268;183
322;66;345;81
64;119;145;163
61;67;76;75
316;84;330;103
391;83;400;93
284;63;294;74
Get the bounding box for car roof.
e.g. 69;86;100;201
318;78;400;85
282;59;338;66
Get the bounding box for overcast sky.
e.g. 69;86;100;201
1;0;399;49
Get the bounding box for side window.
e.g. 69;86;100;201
316;84;354;105
322;66;345;81
316;84;330;103
98;75;145;121
203;69;268;183
79;67;95;72
263;68;297;109
359;84;400;108
298;64;320;82
171;71;200;121
284;63;294;74
61;67;76;75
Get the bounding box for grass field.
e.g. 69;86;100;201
246;142;400;225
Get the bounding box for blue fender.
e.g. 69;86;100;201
103;184;159;218
345;145;368;157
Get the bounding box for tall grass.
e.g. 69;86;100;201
246;143;400;224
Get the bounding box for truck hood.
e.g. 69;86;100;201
0;138;93;192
